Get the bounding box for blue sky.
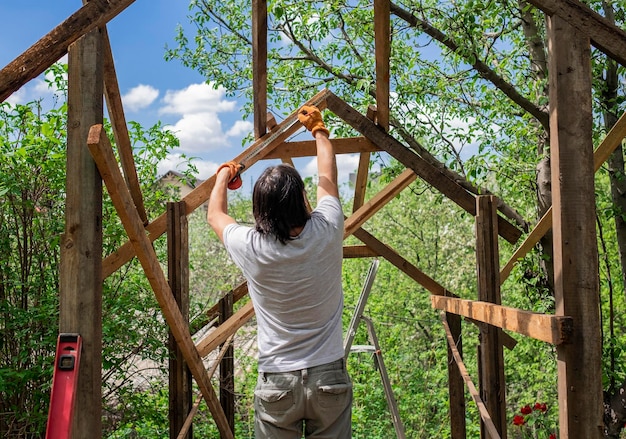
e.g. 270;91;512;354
1;1;361;194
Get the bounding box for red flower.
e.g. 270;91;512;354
549;434;556;439
521;405;533;415
534;402;548;412
513;415;526;426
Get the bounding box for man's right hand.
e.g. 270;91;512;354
298;105;330;137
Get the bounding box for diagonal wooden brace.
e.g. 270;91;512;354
87;124;233;439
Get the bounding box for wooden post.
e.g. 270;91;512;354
252;0;267;138
219;292;235;435
446;312;466;439
167;202;192;439
475;196;506;439
547;15;603;438
59;28;103;438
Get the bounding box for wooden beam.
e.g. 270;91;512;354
374;0;390;131
548;16;602;437
167;202;192;439
86;124;233;439
252;0;267;138
440;313;502;439
344;169;417;238
475;196;506;438
196;301;256;358
59;29;104;439
325;92;522;244
343;245;379;258
102;89;332;279
0;0;135;102
352;152;371;212
445;313;467;438
430;296;573;345
262;137;380;159
526;0;626;67
102;27;148;225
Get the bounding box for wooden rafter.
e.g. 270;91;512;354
87;124;233;439
0;0;136;103
325;91;523;244
431;295;573;345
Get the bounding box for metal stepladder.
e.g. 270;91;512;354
343;260;406;439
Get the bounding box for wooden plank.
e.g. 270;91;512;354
167;202;192;439
0;0;135;102
352;152;371;212
547;16;603;438
343;245;379;258
252;0;267;138
176;336;235;439
325;92;522;244
475;196;506;438
102;27;148;225
102;89;332;279
196;301;256;358
219;293;235;432
430;295;573;345
445;313;467;438
59;30;104;439
374;0;390;131
262;137;380;159
344;169;417;238
527;0;626;67
86;124;233;439
440;313;501;439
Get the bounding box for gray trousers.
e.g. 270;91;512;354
254;358;353;439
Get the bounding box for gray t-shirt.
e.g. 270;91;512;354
223;195;344;372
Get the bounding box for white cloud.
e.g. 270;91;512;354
160;83;236;115
122;84;159;112
158;82;251;156
164;112;228;155
226;120;253;139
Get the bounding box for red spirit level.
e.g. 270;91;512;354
46;333;82;439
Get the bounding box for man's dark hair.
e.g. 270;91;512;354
253;164;311;244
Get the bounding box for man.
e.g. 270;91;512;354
207;105;352;438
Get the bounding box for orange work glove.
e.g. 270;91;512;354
298;105;330;137
216;161;244;190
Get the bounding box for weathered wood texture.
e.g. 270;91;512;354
475;196;506;439
548;15;603;438
440;313;501;439
167;202;192;439
86;124;233;439
325;92;522;244
0;0;135;102
374;0;390;131
431;296;572;345
252;0;267;138
262;137;380;159
446;313;467;439
219;293;235;433
59;30;104;438
102;27;148;225
528;0;626;67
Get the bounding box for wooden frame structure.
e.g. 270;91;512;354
3;0;626;437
